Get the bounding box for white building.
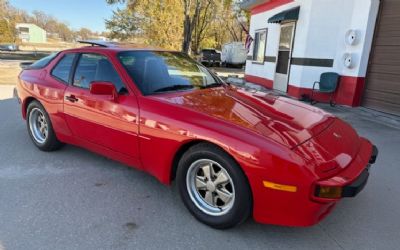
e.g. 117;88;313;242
241;0;399;116
16;23;47;43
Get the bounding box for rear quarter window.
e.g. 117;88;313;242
51;54;76;83
28;53;59;69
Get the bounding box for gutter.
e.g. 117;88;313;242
240;0;270;10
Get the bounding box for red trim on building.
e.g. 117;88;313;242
251;0;294;15
245;74;365;107
287;85;333;103
244;74;274;89
287;77;365;107
338;76;366;107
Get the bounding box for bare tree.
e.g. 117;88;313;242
181;0;202;54
192;0;214;54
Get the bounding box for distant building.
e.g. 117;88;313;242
16;23;47;43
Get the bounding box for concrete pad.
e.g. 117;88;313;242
0;85;16;100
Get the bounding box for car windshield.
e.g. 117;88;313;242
118;51;222;95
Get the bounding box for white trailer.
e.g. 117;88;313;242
221;42;247;67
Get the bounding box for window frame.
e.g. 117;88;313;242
50;53;77;84
70;52;128;93
252;29;268;64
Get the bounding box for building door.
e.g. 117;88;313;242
274;22;295;92
363;0;400;116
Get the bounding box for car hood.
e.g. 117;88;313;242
155;86;335;149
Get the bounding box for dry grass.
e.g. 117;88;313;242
0;60;21;85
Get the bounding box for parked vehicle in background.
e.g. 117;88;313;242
0;44;19;51
221;42;247;68
199;49;221;67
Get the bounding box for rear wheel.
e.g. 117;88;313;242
177;143;252;229
26;100;63;151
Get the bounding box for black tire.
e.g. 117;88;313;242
176;143;252;229
26;100;63;151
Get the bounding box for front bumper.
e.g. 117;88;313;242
370;145;379;164
341;168;370;197
316;145;378;199
249;139;378;227
341;145;378;197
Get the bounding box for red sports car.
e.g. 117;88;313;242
16;41;378;229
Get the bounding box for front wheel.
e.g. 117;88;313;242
177;143;252;229
26;100;63;151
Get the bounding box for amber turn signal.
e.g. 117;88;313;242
263;181;297;192
315;186;343;199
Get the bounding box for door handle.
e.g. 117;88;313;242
65;95;78;103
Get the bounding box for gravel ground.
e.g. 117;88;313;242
0;94;399;250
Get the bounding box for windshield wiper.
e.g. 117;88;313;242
153;84;194;93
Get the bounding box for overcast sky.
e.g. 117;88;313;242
9;0;124;32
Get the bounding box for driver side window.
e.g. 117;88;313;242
73;53;126;92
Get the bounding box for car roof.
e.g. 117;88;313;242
61;40;175;53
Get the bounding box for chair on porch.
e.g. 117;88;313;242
311;72;340;107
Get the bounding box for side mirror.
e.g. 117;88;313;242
89;81;118;101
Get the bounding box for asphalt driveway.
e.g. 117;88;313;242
0;96;399;250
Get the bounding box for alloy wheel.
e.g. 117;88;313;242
29;107;48;144
186;159;235;216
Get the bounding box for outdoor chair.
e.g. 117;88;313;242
311;72;340;107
